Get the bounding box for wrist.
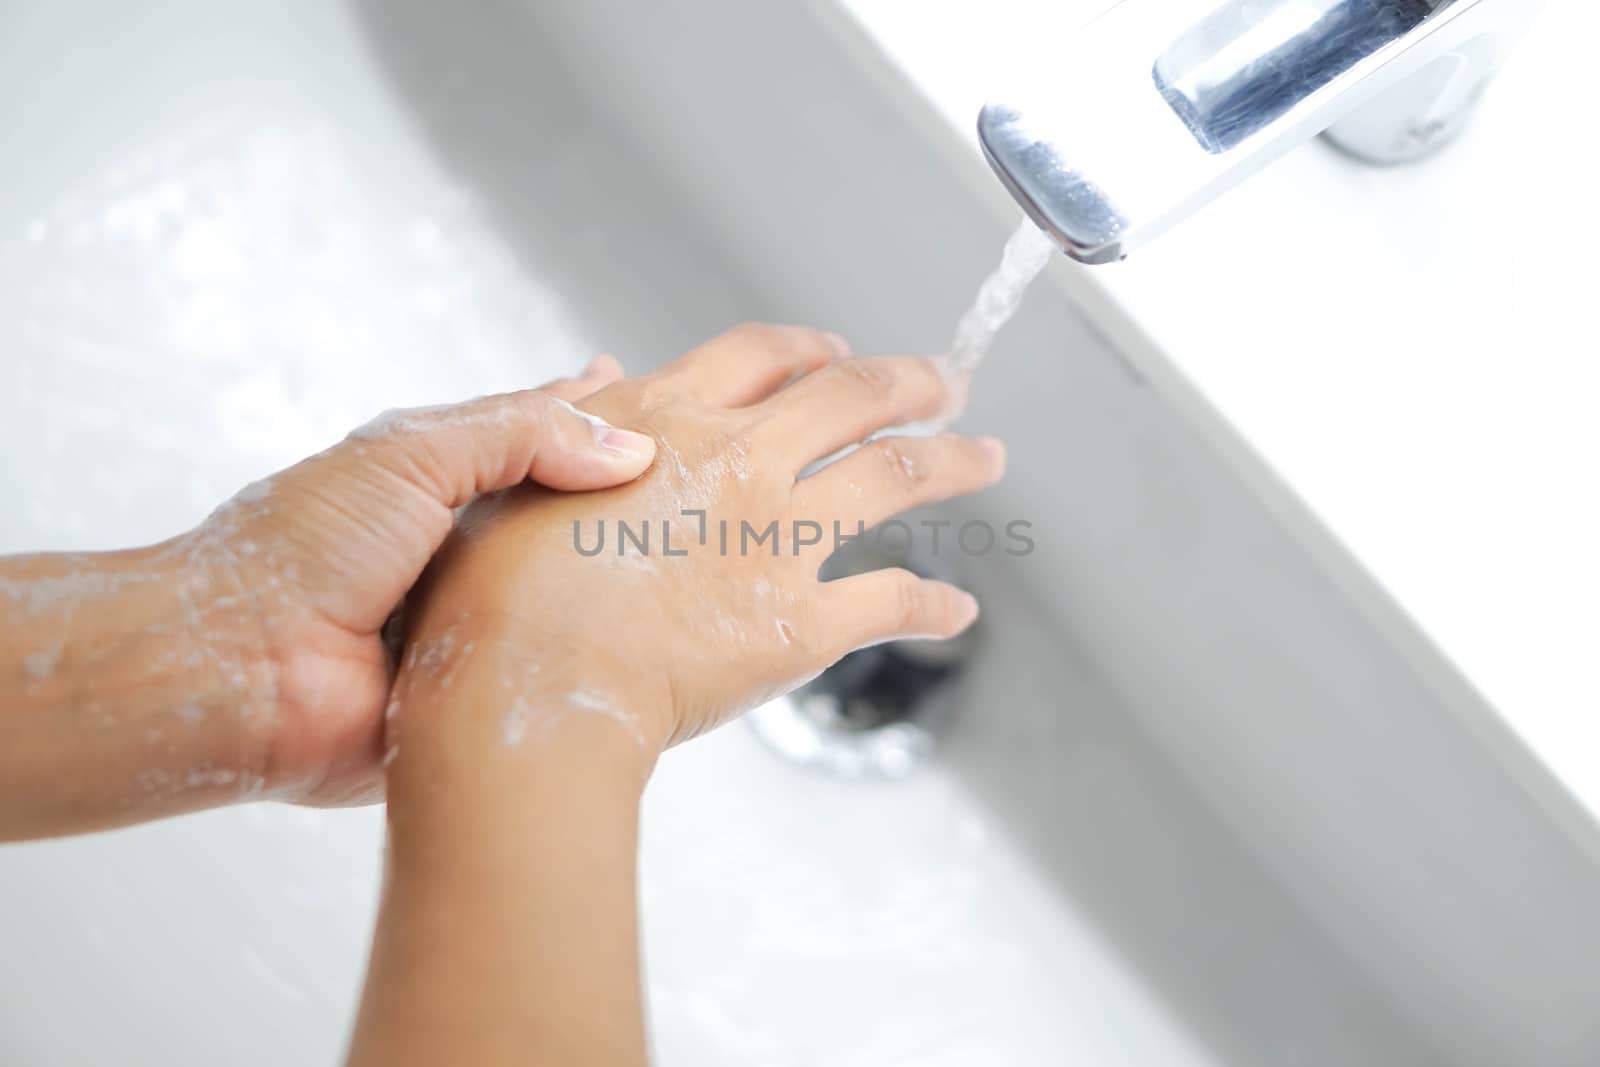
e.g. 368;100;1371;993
395;608;674;754
168;535;286;792
0;544;278;837
382;613;664;848
356;622;656;1067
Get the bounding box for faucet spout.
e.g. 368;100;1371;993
978;0;1534;264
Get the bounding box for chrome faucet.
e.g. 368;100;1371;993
978;0;1536;264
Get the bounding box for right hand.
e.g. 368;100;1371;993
172;354;659;809
385;324;1005;766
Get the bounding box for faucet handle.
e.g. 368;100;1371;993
979;0;1537;263
1323;28;1508;164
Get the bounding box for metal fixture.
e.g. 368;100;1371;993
978;0;1535;263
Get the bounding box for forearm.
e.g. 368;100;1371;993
348;630;661;1067
0;543;273;839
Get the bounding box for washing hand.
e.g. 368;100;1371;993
216;355;660;807
353;325;1007;1067
0;356;657;836
383;324;1006;774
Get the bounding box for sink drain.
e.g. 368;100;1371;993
749;532;975;779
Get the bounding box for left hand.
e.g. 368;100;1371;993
382;326;999;777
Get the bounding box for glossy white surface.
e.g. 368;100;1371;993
0;3;1395;1065
518;2;1600;1062
846;0;1600;823
3;2;1598;1065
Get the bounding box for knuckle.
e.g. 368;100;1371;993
537;377;584;401
913;357;950;401
891;569;928;632
515;388;556;414
833;358;896;405
512;390;567;430
724;321;785;350
628;376;674;413
876;439;928;488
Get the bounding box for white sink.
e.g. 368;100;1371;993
2;2;1596;1065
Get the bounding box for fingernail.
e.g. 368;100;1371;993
597;425;655;459
552;396;648;459
824;331;852;359
956;591;981;627
554;396;612;432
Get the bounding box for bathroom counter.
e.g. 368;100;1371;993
839;1;1600;818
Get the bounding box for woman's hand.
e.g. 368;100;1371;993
386;324;1004;770
0;356;659;837
352;325;1004;1067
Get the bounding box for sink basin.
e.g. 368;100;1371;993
2;2;1596;1065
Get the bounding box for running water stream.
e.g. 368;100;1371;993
886;219;1055;439
947;220;1057;377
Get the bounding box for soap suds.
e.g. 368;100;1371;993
381;695;404;768
349;399;516;441
551;396;617;439
750;577;797;648
229;477;273;506
566;687;643;742
134;768;172;795
131;761;245;802
499;677;643;750
501;695;534;748
0;568;161;619
186;767;239;789
656;439;754;511
22;647;63;681
404;630;477;693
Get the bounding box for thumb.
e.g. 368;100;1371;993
345;389;656;509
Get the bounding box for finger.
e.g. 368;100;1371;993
752;356;953;464
343;389;657;509
817;569;980;655
659;323;849;407
537;354;626;404
794;434;1006;538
